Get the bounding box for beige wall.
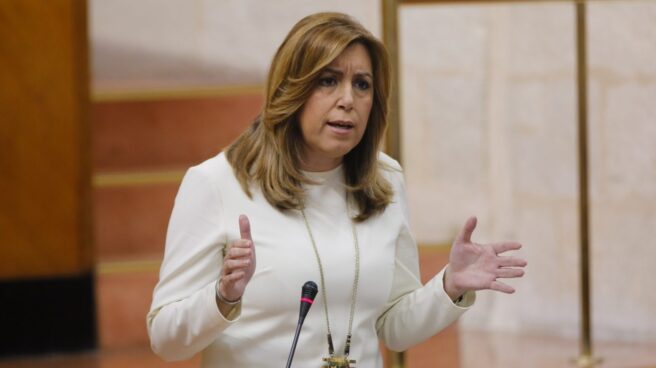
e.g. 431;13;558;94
587;0;656;342
90;1;656;342
89;0;380;91
401;1;656;343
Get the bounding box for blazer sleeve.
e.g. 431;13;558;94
375;163;475;352
146;166;240;361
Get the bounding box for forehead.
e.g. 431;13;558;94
327;42;372;72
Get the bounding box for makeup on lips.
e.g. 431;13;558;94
326;120;355;134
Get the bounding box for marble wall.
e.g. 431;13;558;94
90;0;656;343
400;1;656;343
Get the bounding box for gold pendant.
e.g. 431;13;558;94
322;356;356;367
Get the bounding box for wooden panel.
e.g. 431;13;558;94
0;0;91;279
96;270;159;348
92;94;263;172
94;183;178;261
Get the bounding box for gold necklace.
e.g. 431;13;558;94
301;208;359;368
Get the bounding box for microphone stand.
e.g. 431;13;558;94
286;315;307;368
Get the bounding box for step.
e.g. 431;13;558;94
96;267;159;348
92;91;263;172
93;182;179;261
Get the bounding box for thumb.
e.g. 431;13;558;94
239;214;252;241
455;216;477;244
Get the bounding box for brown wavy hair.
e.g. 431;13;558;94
225;12;393;222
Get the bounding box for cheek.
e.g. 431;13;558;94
359;91;373;111
365;100;373;117
298;103;317;138
359;99;374;127
298;93;328;134
298;110;310;138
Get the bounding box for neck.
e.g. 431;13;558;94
299;156;342;172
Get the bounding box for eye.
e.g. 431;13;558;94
354;79;371;91
318;76;337;87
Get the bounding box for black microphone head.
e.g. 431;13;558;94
301;281;318;301
299;281;318;320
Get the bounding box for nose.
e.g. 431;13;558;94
337;83;354;111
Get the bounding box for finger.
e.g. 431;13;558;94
228;238;256;263
222;270;245;283
239;214;252;241
455;216;477;244
496;268;525;278
498;256;528;268
228;239;254;252
226;246;252;259
223;259;252;274
491;242;522;254
490;280;515;294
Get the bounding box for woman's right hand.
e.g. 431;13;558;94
218;214;256;303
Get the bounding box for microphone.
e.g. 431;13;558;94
285;281;318;368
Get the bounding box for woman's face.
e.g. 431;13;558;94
298;42;374;171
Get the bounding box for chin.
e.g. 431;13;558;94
327;146;356;160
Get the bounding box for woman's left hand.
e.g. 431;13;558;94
444;216;527;301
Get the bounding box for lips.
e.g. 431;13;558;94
326;120;354;130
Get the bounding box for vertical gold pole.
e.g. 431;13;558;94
575;0;591;360
574;1;600;367
382;0;402;163
381;1;405;367
388;349;405;368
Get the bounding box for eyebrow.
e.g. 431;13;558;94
323;67;373;80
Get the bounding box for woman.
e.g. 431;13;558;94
147;12;526;368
